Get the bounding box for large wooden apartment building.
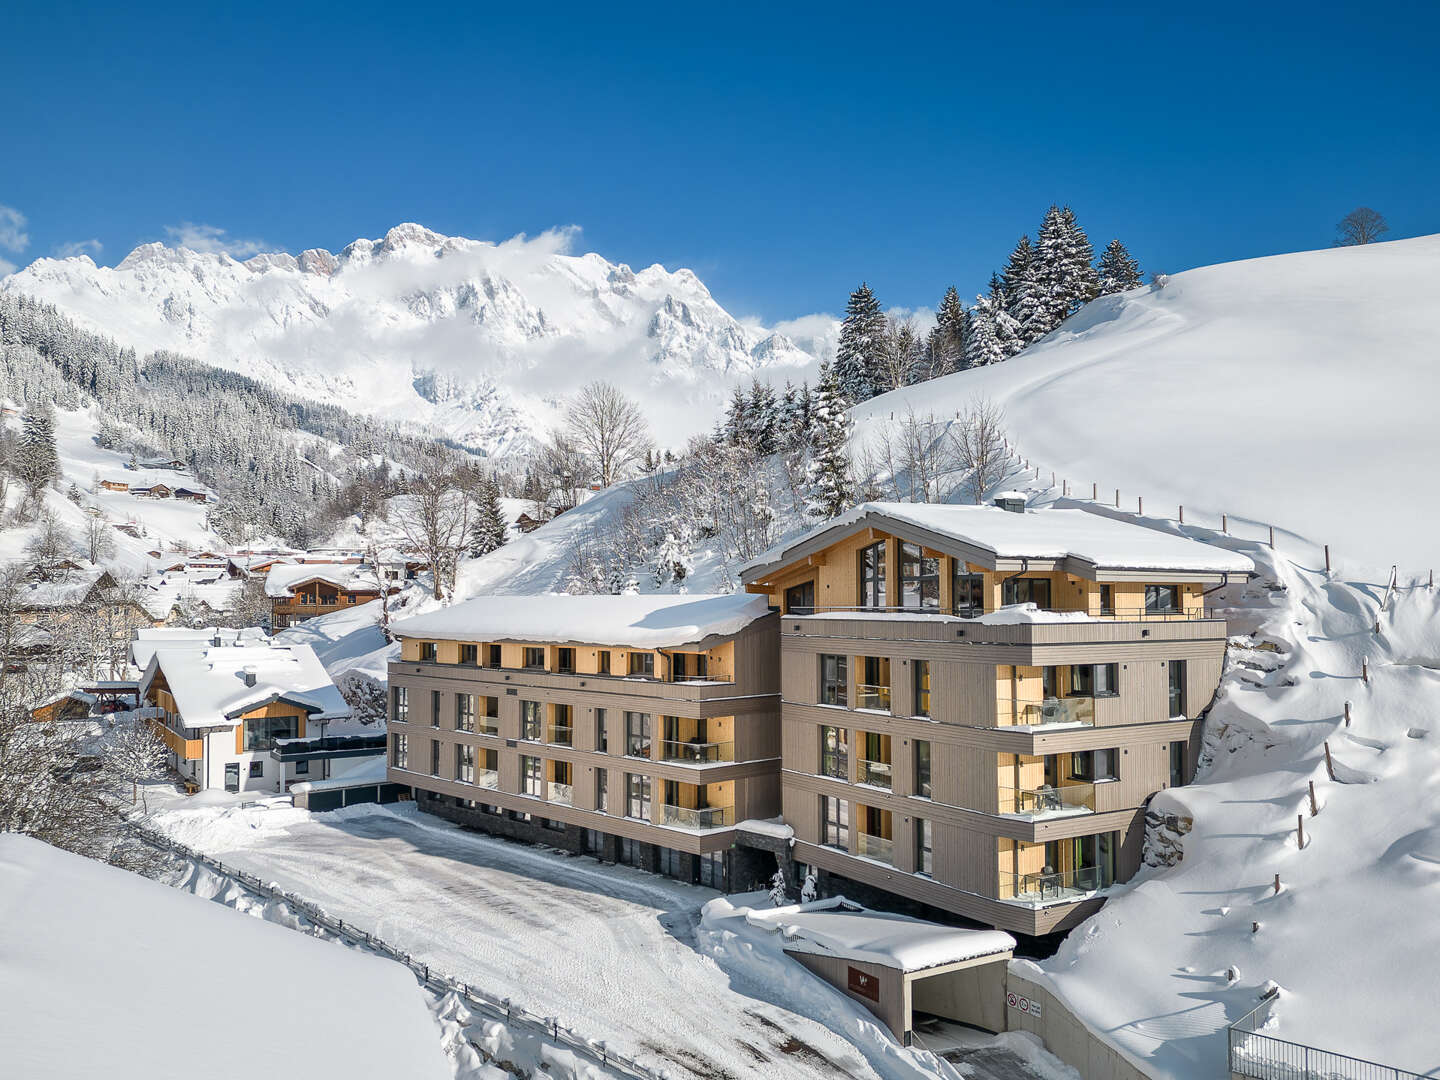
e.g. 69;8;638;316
738;500;1253;936
387;593;781;890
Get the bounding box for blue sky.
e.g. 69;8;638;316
1;2;1436;322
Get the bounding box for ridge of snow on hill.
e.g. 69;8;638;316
2;223;823;453
855;233;1440;571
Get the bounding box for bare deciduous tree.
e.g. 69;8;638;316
949;397;1010;504
564;381;651;488
538;431;596;514
83;514;116;565
393;457;473;600
1335;207;1389;247
106;714;171;813
870;409;959;503
875;317;925;394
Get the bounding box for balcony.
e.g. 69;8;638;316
659;739;734;764
854;832;893;864
546;781;573;806
475;769;499;790
1001;865;1111;906
657;804;734;830
547;724;574;747
855;684;891;712
856;758;893;790
269;734;388;762
998;782;1095;820
998;696;1096;730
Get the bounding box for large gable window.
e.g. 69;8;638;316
243;713;300;751
899;543;940;610
859;541;887;609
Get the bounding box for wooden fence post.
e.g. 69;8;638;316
1092;482;1098;500
1273;873;1281;894
1222;513;1228;534
1324;741;1336;781
1115;488;1120;508
1296;815;1305;849
1308;780;1318;817
1179;504;1184;524
1362;657;1369;684
1344;701;1351;727
1269;525;1275;548
1138;496;1143;515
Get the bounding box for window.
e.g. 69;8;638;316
392;733;408;768
1042;665;1059;699
479;696;499;735
294;759;309;775
419;641;437;662
913;660;931;717
520;700;542;741
1170;740;1187;787
821;795;849;848
859;541;887;609
1071;663;1119;697
597;650;611;675
557;647;575;674
1098;584;1114;614
819;654;848;707
523;647;546;669
596;767;609;812
859;656;890;711
1168;659;1186;717
1146;584;1180;614
456;693;475;732
785;580;816;615
521;755;542;796
625;712;652;757
626;773;652;820
671;652;708;680
430;690;441;727
460;643;478;665
953;570;985;616
899;543;940;610
1070;748;1118;782
914;740;932;798
595;708;608;753
819;725;848;779
628;652;655;677
487;644;502;667
1070;831;1118;888
243;714;299;751
430;739;440;776
549;703;573;745
456;744;475;784
916;818;933;876
249;761;264;778
1002;577;1052;609
392;686;408;722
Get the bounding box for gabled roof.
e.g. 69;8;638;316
264;563;380;598
138;632;349;729
392;592;773;650
16;566;115;610
740;502;1254;584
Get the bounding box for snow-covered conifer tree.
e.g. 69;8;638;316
468;477;509;557
804;362;854;520
1096;238;1143;294
834;283;887;403
14;407;59;502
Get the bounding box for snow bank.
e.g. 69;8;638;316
393;591;772;649
0;834;449;1080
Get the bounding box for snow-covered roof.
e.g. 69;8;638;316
264;562;377;598
0;834;450;1080
742;502;1254;580
393;592;773;650
746;898;1015;972
130;626;269;669
140;635;350;729
15;566;111;609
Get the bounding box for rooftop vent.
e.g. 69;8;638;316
993;491;1028;514
211;634;223;647
242;666;258;687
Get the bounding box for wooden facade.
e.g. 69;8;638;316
271;577;388;630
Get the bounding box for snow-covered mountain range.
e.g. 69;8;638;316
2;224;824;454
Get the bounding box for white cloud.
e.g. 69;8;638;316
0;204;30;255
54;238;103;259
163;222;268;258
0;257;16;276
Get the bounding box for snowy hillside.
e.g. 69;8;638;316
856;234;1440;572
2;224;823;453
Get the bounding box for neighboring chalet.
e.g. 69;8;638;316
133;628;379;794
387;593;781;890
739;499;1253;937
130;483;173;499
131;456;188;471
31;690;98;723
265;563;391;630
99;479;130;493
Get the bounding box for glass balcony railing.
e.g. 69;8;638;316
856;758;893;789
546;781;573;806
475;769;499;790
478;717;500;736
657;804;734;830
1001;865;1111;905
855;684;892;712
547;725;574;747
854;832;893;864
998;782;1095;818
660;739;734;764
998;696;1096;729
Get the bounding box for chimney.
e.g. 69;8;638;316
243;666;258;687
993;492;1027;514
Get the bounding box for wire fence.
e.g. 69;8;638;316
130;821;658;1079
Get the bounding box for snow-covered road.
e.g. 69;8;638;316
151;800;888;1080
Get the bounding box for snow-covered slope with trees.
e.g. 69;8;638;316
2;224;821;453
855;233;1440;572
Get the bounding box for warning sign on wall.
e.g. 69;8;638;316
1007;992;1042;1019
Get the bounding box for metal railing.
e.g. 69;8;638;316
788;603;1218;621
659;739;733;764
1227;994;1425;1080
997;695;1096;729
999;782;1096;817
854;832;893;863
656;804;733;829
129;821;656;1079
269;734;388;761
856;758;893;789
1001;865;1109;903
855;683;892;711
